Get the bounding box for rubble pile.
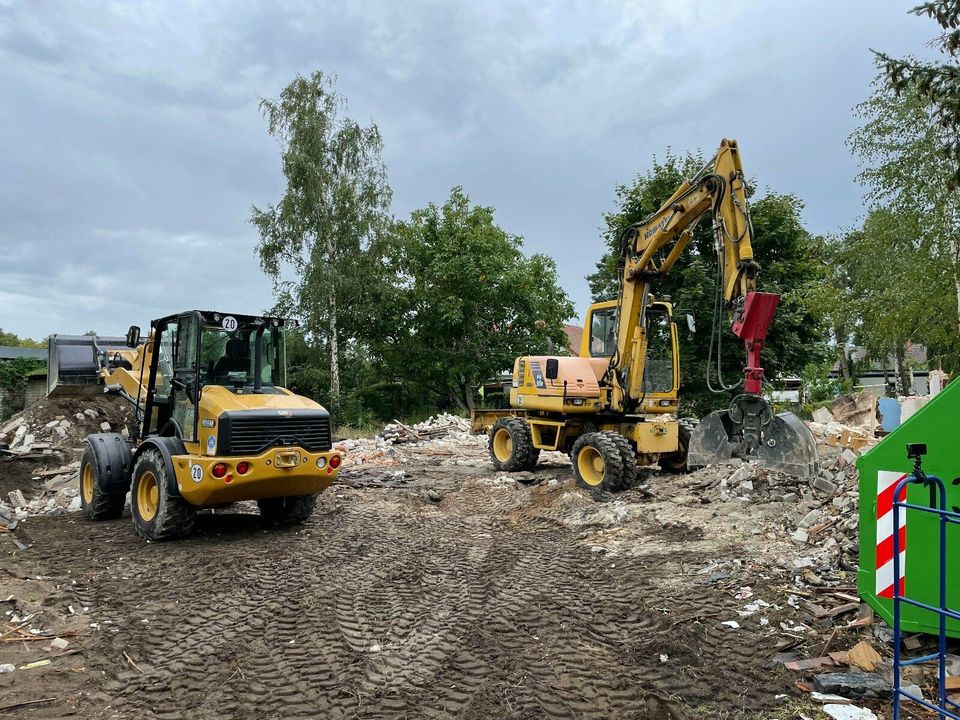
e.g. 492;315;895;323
0;460;83;533
0;396;133;458
377;413;473;444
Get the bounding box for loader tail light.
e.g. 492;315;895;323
236;462;250;475
329;454;342;470
212;462;228;478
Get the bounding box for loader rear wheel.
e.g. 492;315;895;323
79;445;125;520
571;432;624;498
258;495;317;524
659;422;693;474
489;418;540;472
604;432;638;491
131;449;196;541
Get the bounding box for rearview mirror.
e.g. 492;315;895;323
126;325;141;347
545;358;559;380
686;314;696;333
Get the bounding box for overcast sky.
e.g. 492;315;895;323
0;0;933;339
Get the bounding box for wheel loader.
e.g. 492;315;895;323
49;310;342;540
473;139;818;495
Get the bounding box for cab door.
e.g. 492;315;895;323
172;312;200;443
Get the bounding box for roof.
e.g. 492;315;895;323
562;325;583;357
0;345;46;360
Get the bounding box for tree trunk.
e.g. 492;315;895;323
463;382;475;414
837;344;851;383
326;233;340;402
892;345;905;396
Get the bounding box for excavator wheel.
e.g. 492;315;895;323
571;432;625;499
79;443;126;521
658;420;695;475
258;494;318;524
130;449;196;541
489;417;540;472
603;432;638;491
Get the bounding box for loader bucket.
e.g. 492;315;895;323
46;334;127;397
688;406;818;479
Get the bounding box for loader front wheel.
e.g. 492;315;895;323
131;449;196;541
79;445;126;520
258;495;317;524
489;418;539;472
572;432;624;498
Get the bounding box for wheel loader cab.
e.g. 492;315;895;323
143;311;290;443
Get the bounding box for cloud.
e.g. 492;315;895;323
0;0;935;339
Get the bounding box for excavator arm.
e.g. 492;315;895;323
608;139;816;475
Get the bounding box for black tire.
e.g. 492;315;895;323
130;449;196;541
571;432;624;498
258;495;317;524
659;421;693;474
489;417;540;471
79;444;126;520
604;432;637;491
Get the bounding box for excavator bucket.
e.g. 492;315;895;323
46;334;127;397
688;406;818;479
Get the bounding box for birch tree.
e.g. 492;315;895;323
251;71;391;403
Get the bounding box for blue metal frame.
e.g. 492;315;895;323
892;472;960;719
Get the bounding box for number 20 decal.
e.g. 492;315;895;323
190;464;203;483
221;316;238;332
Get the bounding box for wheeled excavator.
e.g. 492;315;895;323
48;310;342;540
473;139;817;494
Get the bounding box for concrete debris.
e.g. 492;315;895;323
378;413;472;444
814;671;890;698
822;705;878;720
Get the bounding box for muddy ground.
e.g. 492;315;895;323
1;434;864;719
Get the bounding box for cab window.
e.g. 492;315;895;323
642;307;674;393
589;307;618;357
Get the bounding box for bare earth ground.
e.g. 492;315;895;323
2;438;845;720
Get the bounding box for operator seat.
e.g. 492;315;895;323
213;337;249;381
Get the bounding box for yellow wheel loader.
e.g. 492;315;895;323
50;310;342;540
474;139;818;495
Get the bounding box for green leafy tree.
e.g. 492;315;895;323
848;77;960;368
377;187;574;411
589;150;828;415
838;208;945;389
874;1;960;187
0;328;45;348
251;71;391;405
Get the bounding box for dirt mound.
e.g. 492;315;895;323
0;394;134;457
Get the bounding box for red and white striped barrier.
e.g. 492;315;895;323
876;470;908;599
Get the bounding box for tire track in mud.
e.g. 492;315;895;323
20;480;785;719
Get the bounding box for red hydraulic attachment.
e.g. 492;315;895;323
730;291;780;395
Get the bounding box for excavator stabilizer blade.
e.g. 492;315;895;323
755;411;818;479
687;410;736;468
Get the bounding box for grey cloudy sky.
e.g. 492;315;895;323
0;0;931;339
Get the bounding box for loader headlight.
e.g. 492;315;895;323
316;457;326;469
570;398;585;406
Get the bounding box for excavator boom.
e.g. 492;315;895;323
614;139;817;477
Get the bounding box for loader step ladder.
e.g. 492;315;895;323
891;454;960;719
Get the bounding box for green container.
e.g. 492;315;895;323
857;380;960;636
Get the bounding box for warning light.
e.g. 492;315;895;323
329;454;342;470
236;462;250;475
212;463;228;478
